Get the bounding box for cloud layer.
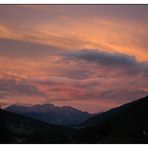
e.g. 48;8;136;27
0;5;148;112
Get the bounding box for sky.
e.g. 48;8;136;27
0;5;148;113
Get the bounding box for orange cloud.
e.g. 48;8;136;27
0;7;148;61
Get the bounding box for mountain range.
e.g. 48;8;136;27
5;104;92;126
1;95;148;144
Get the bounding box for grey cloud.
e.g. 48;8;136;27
0;38;62;58
0;78;47;99
62;49;148;75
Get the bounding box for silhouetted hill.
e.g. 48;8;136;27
0;109;76;144
5;104;91;126
72;95;148;143
81;100;133;127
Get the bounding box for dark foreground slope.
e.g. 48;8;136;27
0;109;76;144
0;109;7;143
72;95;148;144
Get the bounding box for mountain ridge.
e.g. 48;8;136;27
5;103;92;126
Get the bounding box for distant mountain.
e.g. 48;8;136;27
72;95;148;143
0;108;75;144
5;104;92;126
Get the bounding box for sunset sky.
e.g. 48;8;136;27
0;5;148;112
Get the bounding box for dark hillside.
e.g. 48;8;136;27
73;96;148;144
0;109;75;144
